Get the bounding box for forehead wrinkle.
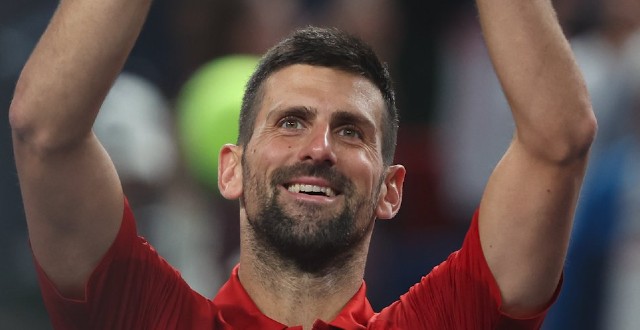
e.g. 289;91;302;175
258;64;384;131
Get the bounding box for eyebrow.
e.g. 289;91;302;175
265;106;317;123
265;106;376;133
331;110;376;131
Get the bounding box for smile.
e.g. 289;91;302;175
285;183;337;197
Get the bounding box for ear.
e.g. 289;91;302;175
375;165;405;220
218;144;243;200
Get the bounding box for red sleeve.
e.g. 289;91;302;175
34;198;214;330
370;210;560;329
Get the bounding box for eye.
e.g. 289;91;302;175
279;117;304;130
337;126;362;139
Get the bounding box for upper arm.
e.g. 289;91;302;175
472;0;597;316
478;139;588;315
13;131;124;298
8;0;152;298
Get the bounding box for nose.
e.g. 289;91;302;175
298;124;337;166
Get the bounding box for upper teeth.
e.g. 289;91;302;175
287;184;336;197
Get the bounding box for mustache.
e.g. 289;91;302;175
270;163;352;193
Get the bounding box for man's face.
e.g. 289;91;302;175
239;64;390;271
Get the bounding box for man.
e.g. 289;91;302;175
9;0;596;329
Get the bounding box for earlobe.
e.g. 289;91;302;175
218;144;243;200
376;165;405;220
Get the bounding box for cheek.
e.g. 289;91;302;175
249;135;289;163
342;152;380;192
245;139;295;185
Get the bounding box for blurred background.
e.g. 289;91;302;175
2;0;640;328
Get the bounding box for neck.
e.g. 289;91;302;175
237;218;372;329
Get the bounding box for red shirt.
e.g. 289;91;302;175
35;200;557;329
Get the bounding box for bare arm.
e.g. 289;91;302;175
475;0;597;316
9;0;152;297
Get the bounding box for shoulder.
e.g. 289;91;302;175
38;199;213;329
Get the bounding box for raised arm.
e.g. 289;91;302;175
9;0;151;297
475;0;597;316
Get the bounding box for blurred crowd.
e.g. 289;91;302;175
2;0;640;328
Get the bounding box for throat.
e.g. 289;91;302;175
239;258;363;329
251;244;357;296
238;221;369;329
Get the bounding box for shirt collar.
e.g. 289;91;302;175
212;265;374;329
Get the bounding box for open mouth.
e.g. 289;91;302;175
285;183;338;197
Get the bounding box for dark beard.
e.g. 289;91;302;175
244;162;373;275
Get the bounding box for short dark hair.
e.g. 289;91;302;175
238;26;398;166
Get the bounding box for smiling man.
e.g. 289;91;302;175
234;62;398;270
9;0;596;329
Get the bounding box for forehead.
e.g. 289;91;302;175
256;64;385;126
